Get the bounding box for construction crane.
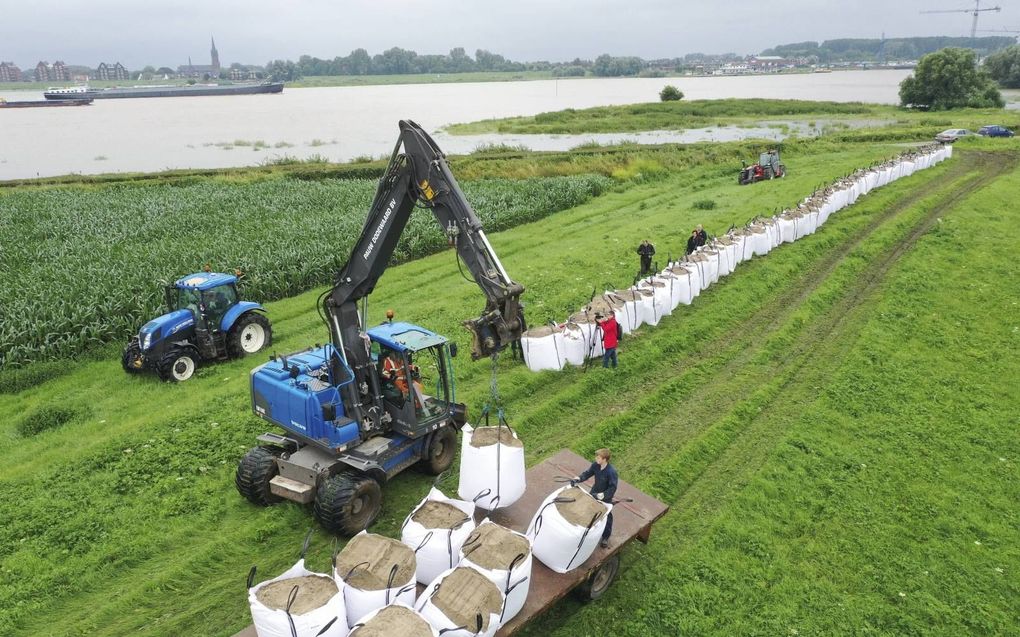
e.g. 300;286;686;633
921;0;1002;39
977;27;1020;42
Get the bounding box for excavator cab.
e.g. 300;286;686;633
370;322;456;437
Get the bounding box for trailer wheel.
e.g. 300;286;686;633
157;345;199;382
121;342;143;374
314;472;382;536
228;312;272;358
575;553;620;602
235;446;282;506
421;425;457;475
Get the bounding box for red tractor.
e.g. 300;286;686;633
738;149;786;185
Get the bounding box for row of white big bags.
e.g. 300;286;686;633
521;142;953;372
248;423;595;637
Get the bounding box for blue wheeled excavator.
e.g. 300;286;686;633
235;120;526;535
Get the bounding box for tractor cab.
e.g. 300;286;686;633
368;322;457;438
165;273;239;335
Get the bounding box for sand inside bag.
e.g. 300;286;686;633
431;567;503;633
335;533;416;591
349;604;434;637
613;289;642;301
523;324;559;338
568;311;598;325
470;426;523;448
461;522;531;571
412;500;471;530
255;575;338;614
555;487;608;527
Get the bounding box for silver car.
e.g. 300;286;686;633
935;128;972;143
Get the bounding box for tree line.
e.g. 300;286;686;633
763;36;1015;62
261;48;689;81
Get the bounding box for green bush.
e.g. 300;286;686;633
16;404;84;437
693;199;717;210
0;361;71;393
660;85;684;102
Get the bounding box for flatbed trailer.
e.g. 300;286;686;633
232;449;668;636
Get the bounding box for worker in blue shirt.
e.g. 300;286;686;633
572;448;619;548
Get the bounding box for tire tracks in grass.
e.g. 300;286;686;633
640;150;1013;507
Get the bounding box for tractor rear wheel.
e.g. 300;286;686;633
421;425;457;475
235;446;282;506
157;345;200;382
228;313;272;358
121;342;143;374
314;472;382;536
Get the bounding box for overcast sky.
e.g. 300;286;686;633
5;0;1018;69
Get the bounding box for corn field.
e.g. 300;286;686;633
0;175;612;368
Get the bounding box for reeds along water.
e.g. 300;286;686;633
518;144;951;374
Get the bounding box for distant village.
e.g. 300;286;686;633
0;38;265;83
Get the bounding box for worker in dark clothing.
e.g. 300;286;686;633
572;448;619;548
685;224;708;254
636;240;655;276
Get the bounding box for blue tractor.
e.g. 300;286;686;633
122;271;272;382
235;121;525;535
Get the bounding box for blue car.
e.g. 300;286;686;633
978;125;1014;138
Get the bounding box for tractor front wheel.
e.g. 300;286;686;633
228;313;272;358
121;342;143;374
421;425;457;475
235;446;282;506
314;472;382;536
157;345;200;382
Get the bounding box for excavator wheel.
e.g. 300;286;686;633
235;446;282;506
314;472;382;536
421;425;457;475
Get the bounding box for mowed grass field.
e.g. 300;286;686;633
1;142;1018;636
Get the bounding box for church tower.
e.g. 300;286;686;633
210;37;220;73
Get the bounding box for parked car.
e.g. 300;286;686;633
935;129;972;143
977;125;1014;138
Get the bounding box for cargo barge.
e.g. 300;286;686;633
43;81;283;100
0;97;94;108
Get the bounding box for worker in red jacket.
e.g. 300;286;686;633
596;313;619;369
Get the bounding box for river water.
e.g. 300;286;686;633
0;70;914;180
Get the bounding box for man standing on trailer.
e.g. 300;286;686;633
573;448;619;548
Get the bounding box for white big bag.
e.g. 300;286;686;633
527;486;612;574
458;422;526;511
